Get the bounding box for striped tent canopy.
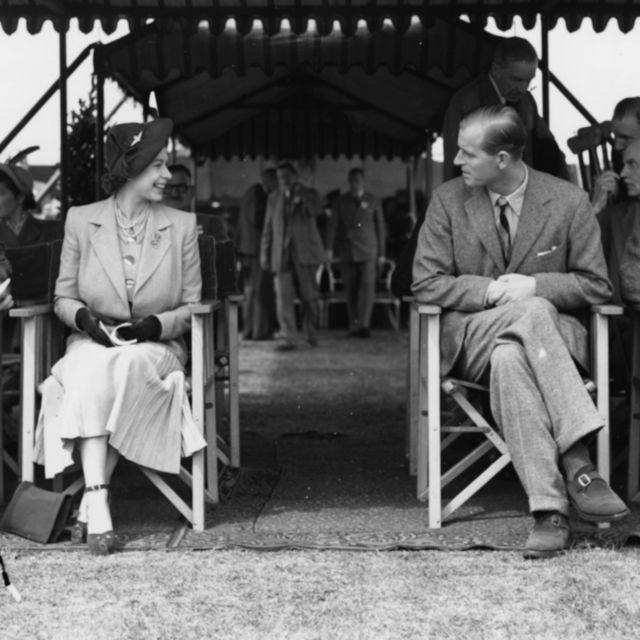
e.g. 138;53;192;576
99;18;503;159
2;0;640;35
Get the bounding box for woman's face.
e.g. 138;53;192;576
129;148;172;202
0;180;24;219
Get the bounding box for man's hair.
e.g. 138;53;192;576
493;37;538;67
276;161;296;175
168;163;192;182
460;105;527;160
613;97;640;124
348;167;364;180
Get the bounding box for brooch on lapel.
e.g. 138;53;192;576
150;230;162;247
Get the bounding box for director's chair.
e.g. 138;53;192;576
408;300;621;529
11;235;226;531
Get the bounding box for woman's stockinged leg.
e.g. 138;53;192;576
79;436;113;535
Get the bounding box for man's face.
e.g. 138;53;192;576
491;59;537;103
277;168;295;191
611;115;640;153
162;168;192;210
454;122;501;188
620;141;640;198
349;173;365;195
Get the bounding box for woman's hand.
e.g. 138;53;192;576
75;307;112;348
117;315;162;343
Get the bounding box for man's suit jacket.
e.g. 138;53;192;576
412;168;612;375
618;209;640;305
326;191;386;262
260;185;326;273
55;197;201;343
598;199;640;304
441;73;568;182
235;183;267;257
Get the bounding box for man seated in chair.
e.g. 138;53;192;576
591;97;640;216
412;104;629;559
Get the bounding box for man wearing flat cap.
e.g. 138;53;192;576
0;163;62;248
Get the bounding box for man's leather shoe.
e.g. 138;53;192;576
523;512;570;559
567;464;630;523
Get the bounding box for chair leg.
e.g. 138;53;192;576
407;304;419;476
226;299;240;469
628;316;640;502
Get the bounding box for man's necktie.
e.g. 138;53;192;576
496;196;512;262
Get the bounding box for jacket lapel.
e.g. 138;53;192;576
507;170;553;272
133;206;172;295
464;186;506;272
89;197;129;308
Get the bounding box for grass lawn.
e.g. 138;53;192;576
2;547;640;640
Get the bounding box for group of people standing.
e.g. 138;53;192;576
236;163;386;351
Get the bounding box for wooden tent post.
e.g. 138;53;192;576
59;30;69;217
541;15;550;125
94;45;105;201
407;156;416;221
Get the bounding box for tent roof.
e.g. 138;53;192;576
3;0;640;35
99;19;501;160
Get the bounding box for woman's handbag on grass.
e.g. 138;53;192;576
0;481;73;544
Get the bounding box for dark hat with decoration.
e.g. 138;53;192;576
104;118;173;183
0;163;36;210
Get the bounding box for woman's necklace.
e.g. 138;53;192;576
114;198;150;245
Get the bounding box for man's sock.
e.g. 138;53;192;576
561;441;592;479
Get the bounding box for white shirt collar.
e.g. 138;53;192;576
488;72;506;104
487;164;529;217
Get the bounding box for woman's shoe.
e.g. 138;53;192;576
87;531;116;556
70;518;88;545
85;484;115;556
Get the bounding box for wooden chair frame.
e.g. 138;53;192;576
10;236;230;532
318;258;401;330
407;301;621;529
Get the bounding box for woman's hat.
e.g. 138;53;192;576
104;118;173;181
0;163;36;210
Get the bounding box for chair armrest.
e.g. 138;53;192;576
190;299;221;315
10;303;53;318
225;294;244;303
591;304;624;316
414;302;442;315
402;295;415;303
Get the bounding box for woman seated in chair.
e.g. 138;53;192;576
37;118;205;555
0;162;63;248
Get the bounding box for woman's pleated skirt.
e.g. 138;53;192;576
35;334;207;478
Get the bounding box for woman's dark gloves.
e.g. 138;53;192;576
75;307;112;348
116;315;162;342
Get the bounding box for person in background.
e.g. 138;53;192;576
36;119;205;556
163;163;228;240
162;163;193;212
236;168;278;340
326;168;386;338
413;105;628;559
0;163;62;247
591;97;640;215
260;162;326;351
442;37;568;183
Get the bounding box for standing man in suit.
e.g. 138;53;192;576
413;105;628;558
236;168;278;340
326;168;386;338
260;162;327;350
442;37;568;182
